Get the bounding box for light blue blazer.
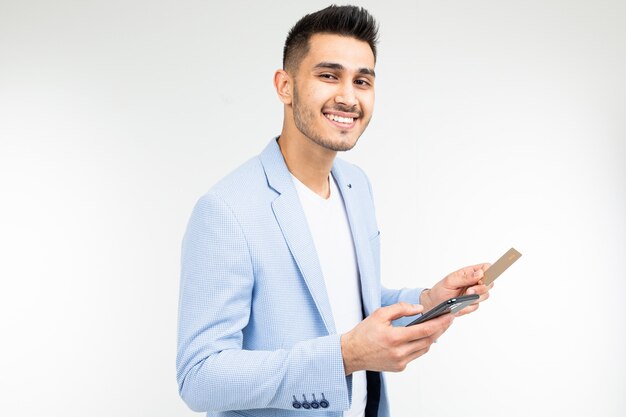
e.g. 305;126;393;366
177;138;423;417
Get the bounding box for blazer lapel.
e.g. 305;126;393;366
332;163;380;317
259;139;337;334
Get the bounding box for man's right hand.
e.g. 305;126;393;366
340;302;454;375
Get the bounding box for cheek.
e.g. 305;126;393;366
306;82;337;104
296;88;320;109
361;91;375;112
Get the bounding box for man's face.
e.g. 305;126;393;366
289;33;375;152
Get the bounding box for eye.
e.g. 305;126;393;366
319;73;338;80
354;79;372;88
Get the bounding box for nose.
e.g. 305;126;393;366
334;81;357;108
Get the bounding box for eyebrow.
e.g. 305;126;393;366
313;62;376;77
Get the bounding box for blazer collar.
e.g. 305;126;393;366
258;138;292;195
331;162;379;317
260;138;336;334
259;138;379;331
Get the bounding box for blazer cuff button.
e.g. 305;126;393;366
292;395;301;409
319;393;329;408
301;394;311;409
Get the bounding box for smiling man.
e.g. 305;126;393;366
177;5;491;417
275;32;375;197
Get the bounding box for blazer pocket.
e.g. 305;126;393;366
369;231;381;279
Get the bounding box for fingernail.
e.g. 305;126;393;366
467;288;475;295
473;270;483;278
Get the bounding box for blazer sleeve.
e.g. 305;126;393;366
176;193;350;412
381;286;428;327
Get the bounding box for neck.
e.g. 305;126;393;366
278;125;336;199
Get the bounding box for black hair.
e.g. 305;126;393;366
282;5;379;71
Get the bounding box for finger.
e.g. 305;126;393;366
449;265;488;288
376;302;424;323
400;335;434;355
466;283;494;304
465;283;489;296
467;263;490;274
402;319;453;355
387;345;433;372
477;291;490;303
455;303;479;317
405;345;432;363
401;313;454;341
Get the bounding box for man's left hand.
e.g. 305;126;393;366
420;263;493;317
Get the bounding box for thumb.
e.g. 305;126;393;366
452;265;486;287
377;302;424;322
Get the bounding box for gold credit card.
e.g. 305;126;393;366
483;248;522;286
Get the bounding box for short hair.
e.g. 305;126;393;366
282;5;379;72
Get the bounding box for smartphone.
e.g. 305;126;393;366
406;294;479;326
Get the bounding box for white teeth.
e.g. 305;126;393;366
325;114;354;124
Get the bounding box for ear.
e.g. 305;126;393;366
274;69;293;105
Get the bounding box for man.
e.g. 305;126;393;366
177;5;491;417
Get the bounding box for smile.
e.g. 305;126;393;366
324;113;357;125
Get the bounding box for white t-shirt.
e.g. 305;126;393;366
291;173;367;417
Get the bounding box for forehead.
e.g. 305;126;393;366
301;33;375;70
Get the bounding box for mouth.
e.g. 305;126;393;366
323;111;359;129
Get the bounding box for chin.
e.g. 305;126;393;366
322;137;359;152
297;120;363;152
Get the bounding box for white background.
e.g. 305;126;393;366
1;1;624;416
